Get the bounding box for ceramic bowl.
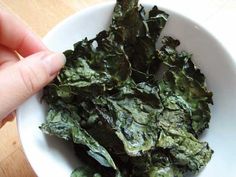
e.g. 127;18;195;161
17;1;236;177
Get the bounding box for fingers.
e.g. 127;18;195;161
0;10;47;57
0;51;66;119
0;45;19;69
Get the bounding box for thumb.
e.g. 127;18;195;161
0;51;66;119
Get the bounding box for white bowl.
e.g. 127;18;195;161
17;1;236;177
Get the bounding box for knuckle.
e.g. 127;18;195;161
18;64;38;94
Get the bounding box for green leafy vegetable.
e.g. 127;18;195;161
41;0;213;176
71;166;102;177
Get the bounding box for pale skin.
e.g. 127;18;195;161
0;10;65;125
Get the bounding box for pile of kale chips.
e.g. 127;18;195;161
41;0;213;176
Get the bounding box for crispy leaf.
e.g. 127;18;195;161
71;166;102;177
157;122;213;171
158;36;213;135
41;0;213;176
40;103;119;174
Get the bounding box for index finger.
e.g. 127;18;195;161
0;9;47;57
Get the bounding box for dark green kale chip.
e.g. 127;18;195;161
40;0;213;176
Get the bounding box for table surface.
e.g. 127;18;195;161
0;0;235;176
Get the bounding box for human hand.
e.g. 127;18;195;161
0;10;65;122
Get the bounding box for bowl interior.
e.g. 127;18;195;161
17;2;236;177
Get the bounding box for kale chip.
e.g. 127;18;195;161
41;0;213;176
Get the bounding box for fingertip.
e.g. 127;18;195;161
42;52;66;76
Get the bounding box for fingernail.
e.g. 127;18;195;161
42;53;66;76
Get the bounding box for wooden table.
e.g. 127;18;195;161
0;1;109;176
